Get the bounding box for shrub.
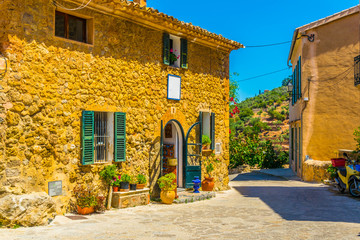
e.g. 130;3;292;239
120;174;131;183
157;173;176;191
137;174;147;184
99;165;117;184
202;135;211;146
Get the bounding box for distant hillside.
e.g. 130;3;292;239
230;86;290;151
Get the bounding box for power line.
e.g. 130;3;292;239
244;41;292;48
53;0;93;11
236;68;290;82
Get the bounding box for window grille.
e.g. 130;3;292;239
94;112;109;163
355;55;360;87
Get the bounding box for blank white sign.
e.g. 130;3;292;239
167;75;181;100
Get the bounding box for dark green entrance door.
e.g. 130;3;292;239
184;113;202;188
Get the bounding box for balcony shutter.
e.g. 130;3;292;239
82;111;94;165
210;112;215;150
180;38;188;69
114;112;126;162
163;33;170;65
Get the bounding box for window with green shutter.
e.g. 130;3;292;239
114;112;126;162
82;111;94;165
210;113;215;150
163;33;170;65
163;33;188;69
180;38;188;69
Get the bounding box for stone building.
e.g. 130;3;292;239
288;5;360;181
0;0;241;222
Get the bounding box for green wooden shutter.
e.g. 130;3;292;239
210;112;215;150
82;111;94;165
292;71;295;105
180;38;188;69
298;57;301;100
114;112;126;162
163;33;170;65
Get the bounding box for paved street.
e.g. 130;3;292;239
1;172;360;240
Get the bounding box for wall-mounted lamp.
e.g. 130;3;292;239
0;52;8;79
301;33;315;42
287;82;293;94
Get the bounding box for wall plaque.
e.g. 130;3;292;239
167;74;181;100
48;180;62;197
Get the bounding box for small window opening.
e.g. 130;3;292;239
55;11;87;43
94;112;114;163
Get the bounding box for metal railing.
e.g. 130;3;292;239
355;55;360;86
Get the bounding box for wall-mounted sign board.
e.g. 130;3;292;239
167;74;181;101
48;180;62;197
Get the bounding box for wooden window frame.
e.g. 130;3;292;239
54;10;94;45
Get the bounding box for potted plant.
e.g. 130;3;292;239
157;173;177;204
137;174;147;189
112;176;121;192
119;174;131;192
202;154;219;191
169;48;179;65
99;164;118;209
130;176;137;191
73;184;98;215
202;135;211;150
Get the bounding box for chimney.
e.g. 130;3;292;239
133;0;146;7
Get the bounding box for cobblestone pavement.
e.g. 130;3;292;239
2;172;360;240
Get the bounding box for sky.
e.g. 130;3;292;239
147;0;359;101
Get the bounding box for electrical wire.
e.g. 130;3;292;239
244;37;302;48
309;64;354;82
235;68;290;82
53;0;93;11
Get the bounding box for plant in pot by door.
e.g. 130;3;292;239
99;164;118;209
137;174;147;189
120;174;131;192
202;135;211;150
73;184;98;215
157;173;177;204
202;154;219;191
112;176;121;192
129;176;137;191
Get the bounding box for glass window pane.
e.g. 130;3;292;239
55;12;65;38
68;16;85;42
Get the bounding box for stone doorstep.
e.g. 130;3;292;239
173;191;216;204
112;188;150;209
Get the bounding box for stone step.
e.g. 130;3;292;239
173;190;215;204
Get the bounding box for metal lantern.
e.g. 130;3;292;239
0;52;8;80
287;81;293;93
192;176;201;193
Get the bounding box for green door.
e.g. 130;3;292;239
184;113;202;188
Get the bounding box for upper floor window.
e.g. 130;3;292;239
55;11;90;44
292;56;302;105
163;33;188;69
355;55;360;87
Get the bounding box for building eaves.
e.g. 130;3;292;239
61;0;244;52
287;5;359;63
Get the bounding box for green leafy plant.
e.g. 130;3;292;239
137;174;147;184
73;184;98;208
99;165;117;184
120;174;131;183
354;126;360;150
202;135;211;146
203;154;219;177
112;175;121;186
327;165;338;179
157;173;176;191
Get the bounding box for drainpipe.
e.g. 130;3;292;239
300;78;310;180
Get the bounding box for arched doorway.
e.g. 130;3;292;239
161;120;185;188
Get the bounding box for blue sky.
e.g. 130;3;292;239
148;0;359;101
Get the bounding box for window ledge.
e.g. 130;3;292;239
54;36;94;47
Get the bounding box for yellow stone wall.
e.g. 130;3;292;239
0;0;231;212
289;12;360;181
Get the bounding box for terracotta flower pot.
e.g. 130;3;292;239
201;177;214;191
160;190;175;204
113;186;119;192
137;183;146;189
77;205;94;215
